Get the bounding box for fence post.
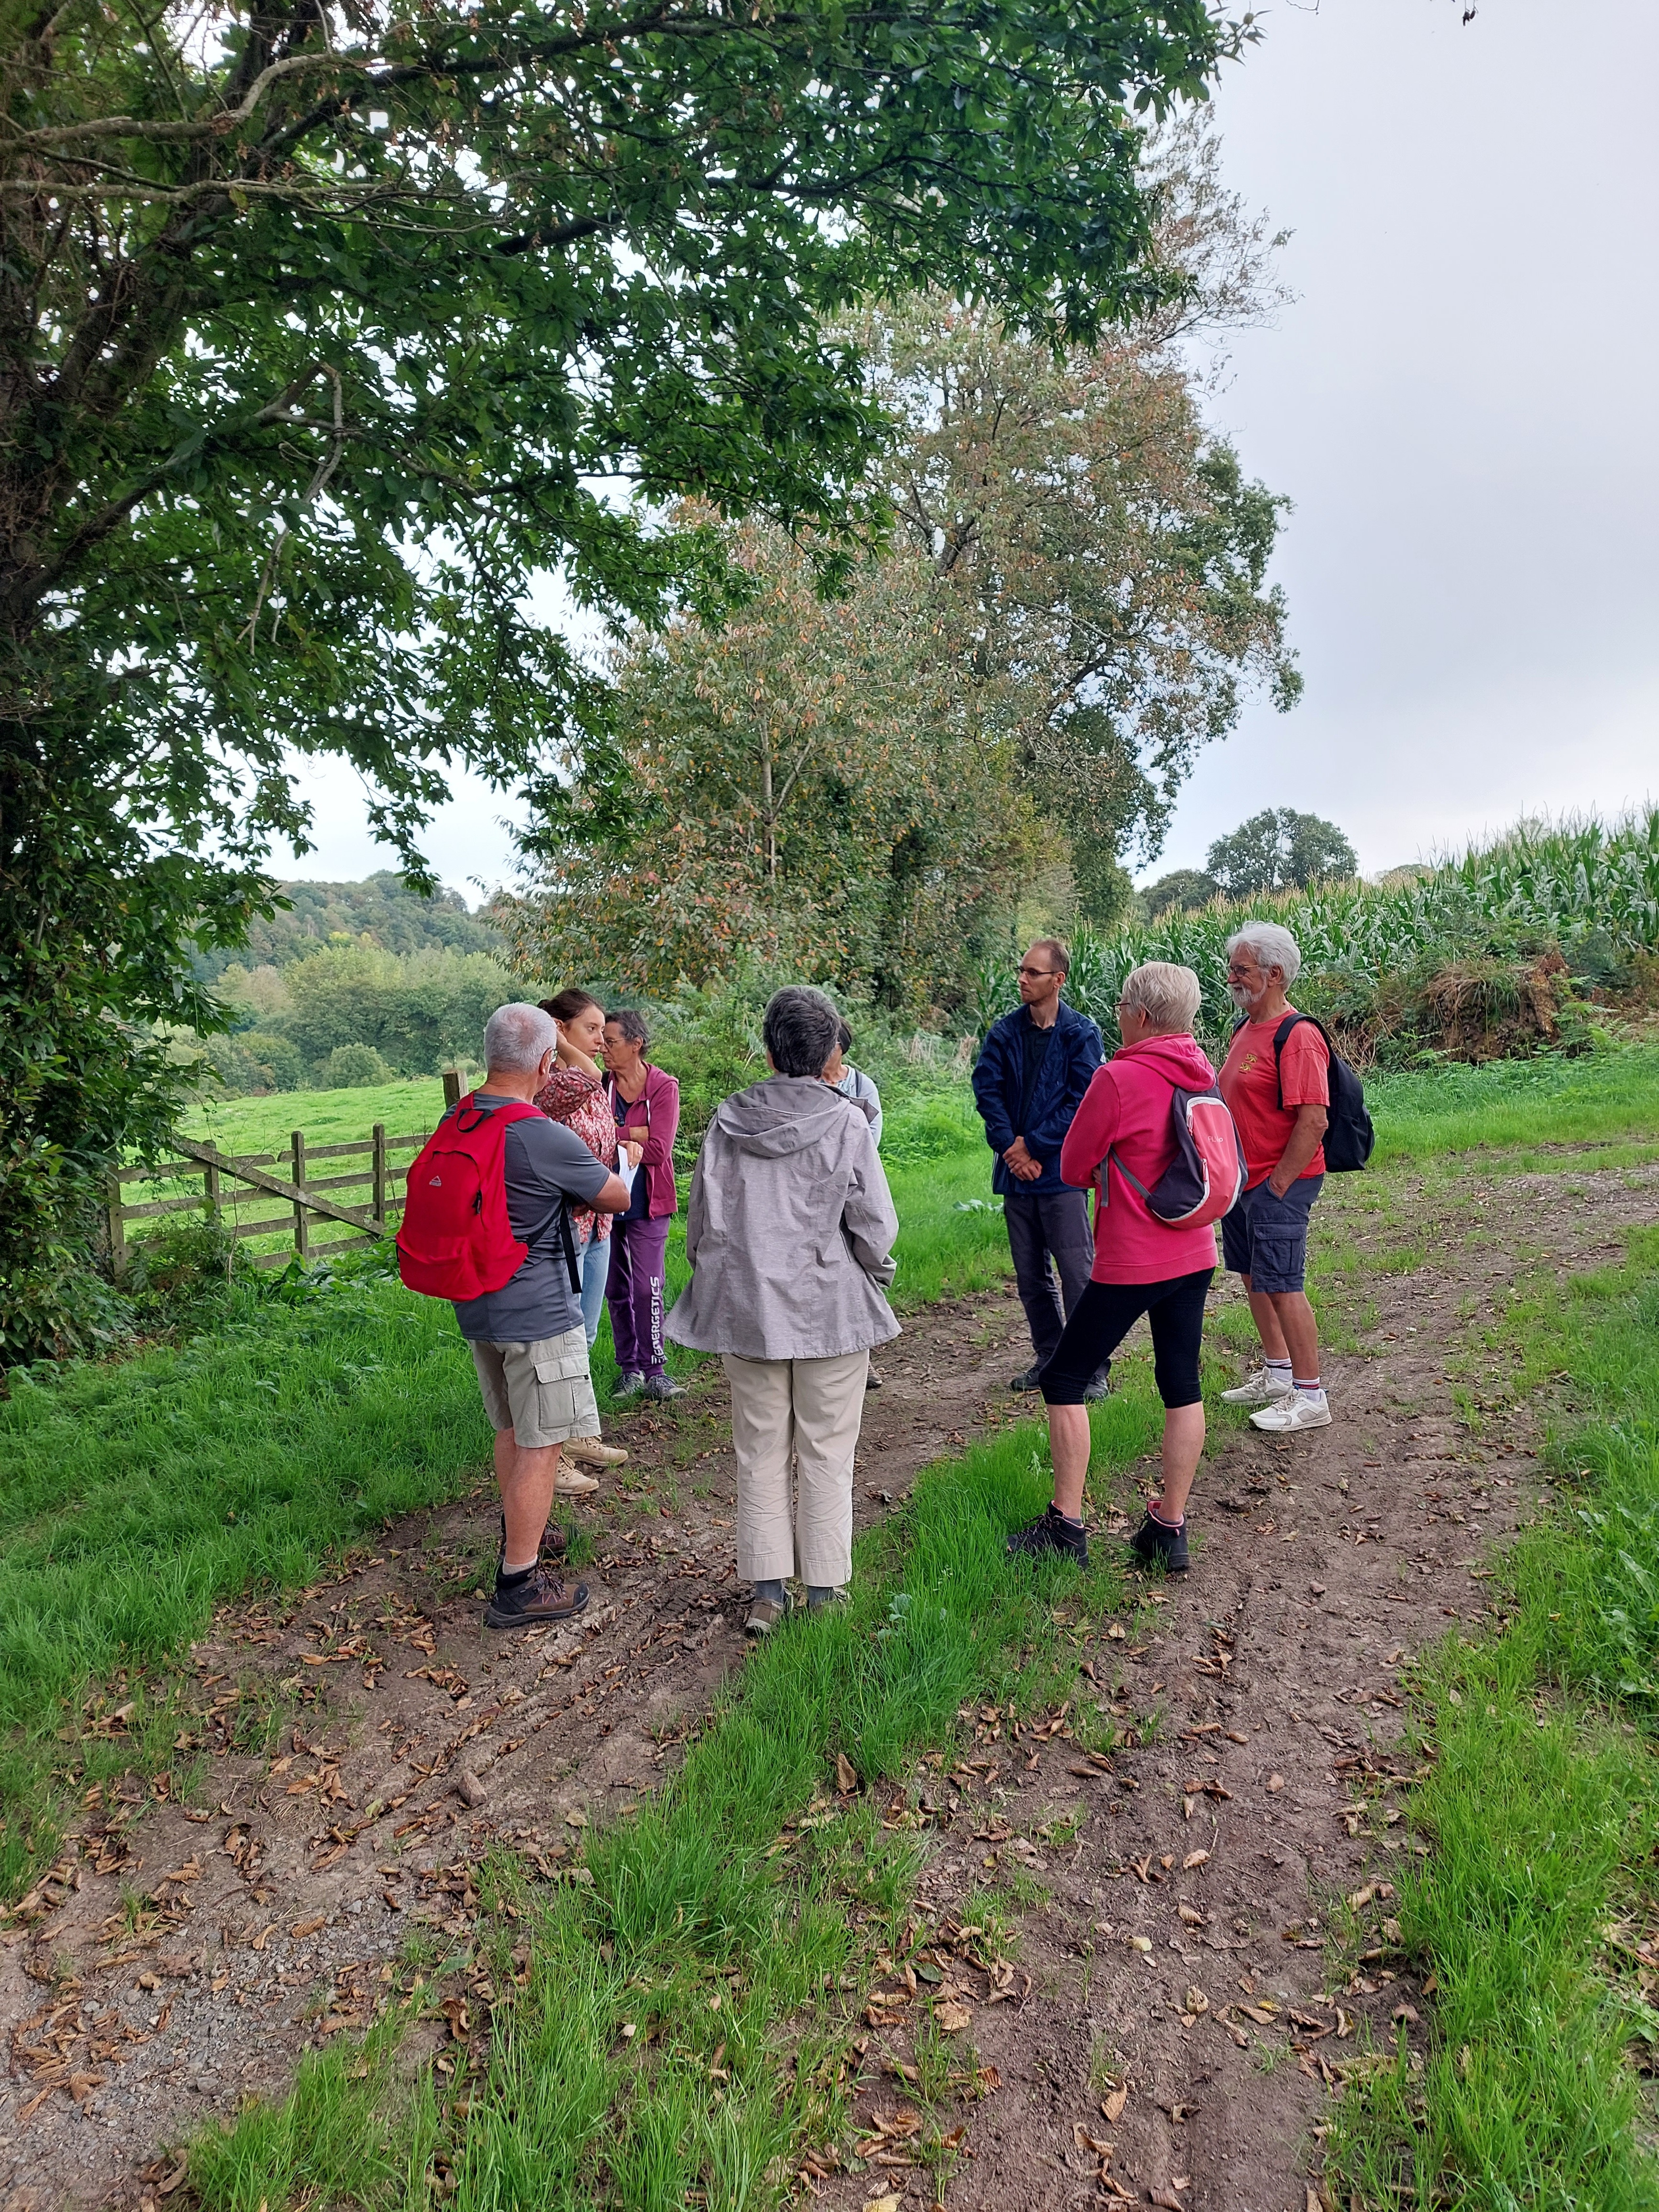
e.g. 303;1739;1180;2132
442;1068;462;1112
291;1129;309;1260
202;1142;221;1218
373;1122;388;1232
106;1169;128;1283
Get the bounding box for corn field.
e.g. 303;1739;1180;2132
973;811;1659;1059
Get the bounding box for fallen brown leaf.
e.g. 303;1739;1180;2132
836;1752;860;1794
934;1999;973;2033
1266;1773;1285;1793
1181;1849;1210;1870
291;1915;327;1940
1101;2084;1128;2123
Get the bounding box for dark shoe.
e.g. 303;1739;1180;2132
744;1593;794;1638
865;1367;882;1391
1009;1365;1045;1393
1006;1504;1088;1566
486;1567;590;1631
641;1372;686;1401
612;1370;645;1400
1128;1512;1189;1574
498;1510;566;1569
1083;1374;1110;1403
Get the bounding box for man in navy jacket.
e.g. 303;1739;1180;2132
971;940;1106;1390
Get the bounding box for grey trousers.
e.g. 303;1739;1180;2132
1004;1187;1096;1366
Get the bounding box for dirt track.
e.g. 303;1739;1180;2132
3;1154;1657;2210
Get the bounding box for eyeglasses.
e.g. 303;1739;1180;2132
1017;964;1058;979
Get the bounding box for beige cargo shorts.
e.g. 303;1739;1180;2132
470;1325;598;1448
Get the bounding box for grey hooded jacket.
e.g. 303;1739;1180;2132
665;1074;900;1362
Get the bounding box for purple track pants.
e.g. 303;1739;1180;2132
606;1216;672;1377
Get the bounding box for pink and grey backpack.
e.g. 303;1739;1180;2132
1106;1085;1246;1229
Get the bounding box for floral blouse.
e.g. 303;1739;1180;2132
534;1065;618;1240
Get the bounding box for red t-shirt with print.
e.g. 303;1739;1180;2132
1218;1010;1329;1189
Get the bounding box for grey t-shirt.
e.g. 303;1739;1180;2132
450;1099;611;1345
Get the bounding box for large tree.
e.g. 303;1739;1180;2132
866;290;1302;909
496;520;1049;1011
0;0;1239;1356
1206;807;1358;898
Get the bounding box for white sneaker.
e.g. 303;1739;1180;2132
1222;1367;1294;1406
1250;1390;1332;1433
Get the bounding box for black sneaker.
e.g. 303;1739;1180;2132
1128;1512;1189;1574
1006;1504;1089;1566
1084;1374;1110;1403
1009;1365;1045;1393
641;1373;686;1401
486;1567;590;1631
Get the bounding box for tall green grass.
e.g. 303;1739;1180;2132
1365;1044;1659;1166
1330;1228;1659;2208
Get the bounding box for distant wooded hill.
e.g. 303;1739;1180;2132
190;874;503;981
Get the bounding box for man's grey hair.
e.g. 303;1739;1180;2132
763;986;842;1079
484;1001;557;1073
1226;922;1302;986
1119;960;1202;1033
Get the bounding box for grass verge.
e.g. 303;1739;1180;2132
186;1380;1171;2209
1328;1225;1659;2208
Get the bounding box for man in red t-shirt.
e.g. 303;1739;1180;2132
1216;924;1332;1433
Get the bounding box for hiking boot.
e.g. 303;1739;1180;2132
1221;1366;1294;1406
744;1593;794;1638
641;1373;686;1401
554;1463;599;1497
1250;1389;1332;1433
1006;1504;1088;1567
806;1585;849;1612
1009;1364;1045;1393
485;1568;590;1631
612;1370;645;1400
565;1435;628;1467
1128;1511;1189;1574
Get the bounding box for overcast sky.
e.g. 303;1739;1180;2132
274;0;1659;900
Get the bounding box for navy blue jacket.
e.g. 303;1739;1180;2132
971;1000;1105;1197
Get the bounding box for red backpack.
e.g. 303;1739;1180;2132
1106;1085;1247;1230
397;1097;546;1302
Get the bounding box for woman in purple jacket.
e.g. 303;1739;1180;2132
603;1008;684;1400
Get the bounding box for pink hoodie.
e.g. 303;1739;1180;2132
1060;1034;1221;1284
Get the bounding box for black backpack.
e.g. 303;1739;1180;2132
1269;1014;1373;1172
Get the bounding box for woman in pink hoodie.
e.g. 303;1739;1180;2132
1007;961;1216;1575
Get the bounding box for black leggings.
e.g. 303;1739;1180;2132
1038;1270;1214;1410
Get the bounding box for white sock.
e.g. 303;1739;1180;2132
1293;1376;1323;1397
1265;1358;1292;1376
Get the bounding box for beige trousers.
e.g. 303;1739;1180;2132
722;1349;870;1588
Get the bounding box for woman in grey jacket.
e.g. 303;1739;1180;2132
666;987;899;1635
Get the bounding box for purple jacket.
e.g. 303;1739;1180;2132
607;1062;680;1218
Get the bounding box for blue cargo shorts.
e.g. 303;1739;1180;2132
1221;1175;1324;1296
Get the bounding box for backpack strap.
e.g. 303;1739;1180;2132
1104;1147;1151;1201
476;1095;585;1297
1270;1012;1327;1112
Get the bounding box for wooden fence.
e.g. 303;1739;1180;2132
107;1072;463;1278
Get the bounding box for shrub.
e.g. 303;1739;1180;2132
321;1043;394;1089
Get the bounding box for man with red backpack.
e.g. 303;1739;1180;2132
1007;961;1233;1575
398;1003;631;1629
